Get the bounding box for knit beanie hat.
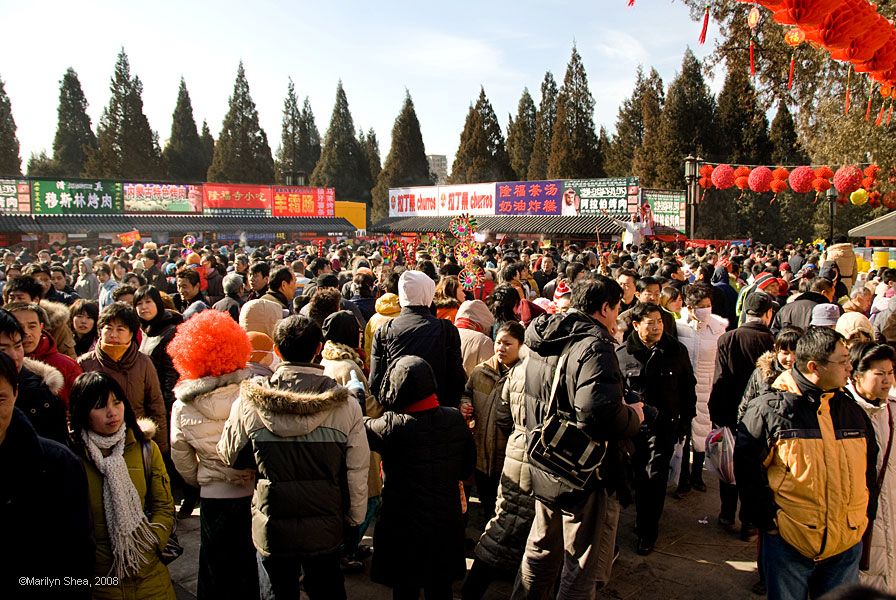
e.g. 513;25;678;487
398;270;436;307
553;279;572;300
322;310;359;347
835;312;874;340
383;356;437;411
239;299;283;339
247;331;275;366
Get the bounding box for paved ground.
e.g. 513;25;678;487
170;471;762;599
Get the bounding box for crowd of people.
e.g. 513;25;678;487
1;232;895;600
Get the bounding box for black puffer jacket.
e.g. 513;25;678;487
616;331;697;425
0;409;94;599
370;306;466;408
364;356;476;587
139;309;183;412
770;291;832;334
18;358;68;445
524;310;641;504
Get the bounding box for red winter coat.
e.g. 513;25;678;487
29;331;82;408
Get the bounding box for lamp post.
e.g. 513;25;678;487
683;154;699;239
826;185;837;245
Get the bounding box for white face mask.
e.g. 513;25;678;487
694;307;712;321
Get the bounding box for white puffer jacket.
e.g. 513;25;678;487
170;369;256;498
851;384;896;593
676;308;728;452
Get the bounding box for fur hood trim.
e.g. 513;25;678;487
174;369;251;404
137;417;157;440
321;341;362;365
39;299;71;331
755;351;778;382
22;357;64;394
240;377;348;416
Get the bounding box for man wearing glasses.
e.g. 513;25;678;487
736;326;878;600
616;302;696;556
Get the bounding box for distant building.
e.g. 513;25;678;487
427;154;448;184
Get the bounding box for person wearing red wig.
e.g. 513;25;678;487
168;310;258;600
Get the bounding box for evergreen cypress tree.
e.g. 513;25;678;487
651;49;717;189
85;49;163;179
0;76;21;176
449;87;512;184
275;78;301;184
297;97;321;178
607;67;664;178
715;65;772;164
371;92;432;222
547;45;602;179
527;72;558;180
361;128;381;191
27;151;64;178
163;78;205;182
207;62;275;184
310;81;368;200
769;101;808;165
52;68;96;177
631;70;666;186
199;120;214;177
505;88;537;180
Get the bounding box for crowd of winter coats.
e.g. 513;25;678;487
2;235;896;599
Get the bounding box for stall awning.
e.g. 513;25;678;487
370;215;681;237
0;215;357;235
849;211;896;239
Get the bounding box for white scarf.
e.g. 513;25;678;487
82;427;164;579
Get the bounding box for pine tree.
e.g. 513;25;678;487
163;78;205;182
361;128;381;191
527;72;558;180
275;78;301;184
26;151;64;178
52;68;96;177
85;49;163;179
547;45;603;179
651;49;717;189
631;70;666;186
598;126;612;176
207;62;275;183
769;101;808;165
715;65;772;165
297;97;321;178
371;92;432;222
0;76;21;176
505;88;537;180
199;120;214;177
449;87;513;184
310;81;368;200
607;67;664;178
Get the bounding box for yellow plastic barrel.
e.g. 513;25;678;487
873;248;889;269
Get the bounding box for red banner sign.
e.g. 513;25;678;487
271;186;335;217
203;184;271;216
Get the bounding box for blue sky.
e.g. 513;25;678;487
0;0;722;173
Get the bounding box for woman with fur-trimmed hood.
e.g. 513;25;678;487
167;310;258;600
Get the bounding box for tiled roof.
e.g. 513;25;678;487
0;215;357;234
371;215;681;236
849;210;896;239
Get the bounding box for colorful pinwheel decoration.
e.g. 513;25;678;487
182;234;196;249
449;214;478;239
458;267;485;291
454;241;478;265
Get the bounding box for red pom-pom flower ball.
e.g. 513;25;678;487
748;166;773;193
711;164;736;190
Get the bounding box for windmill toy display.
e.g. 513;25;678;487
449;214;485;291
181;234;197;258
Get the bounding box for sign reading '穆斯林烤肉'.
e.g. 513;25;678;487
32;179;123;215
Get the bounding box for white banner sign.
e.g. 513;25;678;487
437;183;495;216
388;186;439;217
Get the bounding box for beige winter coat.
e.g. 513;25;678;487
851;385;896;593
822;243;858;290
170;369;256;497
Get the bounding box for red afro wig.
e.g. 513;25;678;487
167;310;251;380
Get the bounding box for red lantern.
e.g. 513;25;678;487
815;165;834;180
788;166;814;193
734;166;751;191
748;166;773;193
833;165;863;194
882;192;896;210
771;0;840;28
699;177;714;189
711;164;736;190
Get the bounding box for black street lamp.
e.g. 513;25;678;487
683;154;702;239
826;185;838;245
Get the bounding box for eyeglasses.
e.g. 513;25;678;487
823;358;851;367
